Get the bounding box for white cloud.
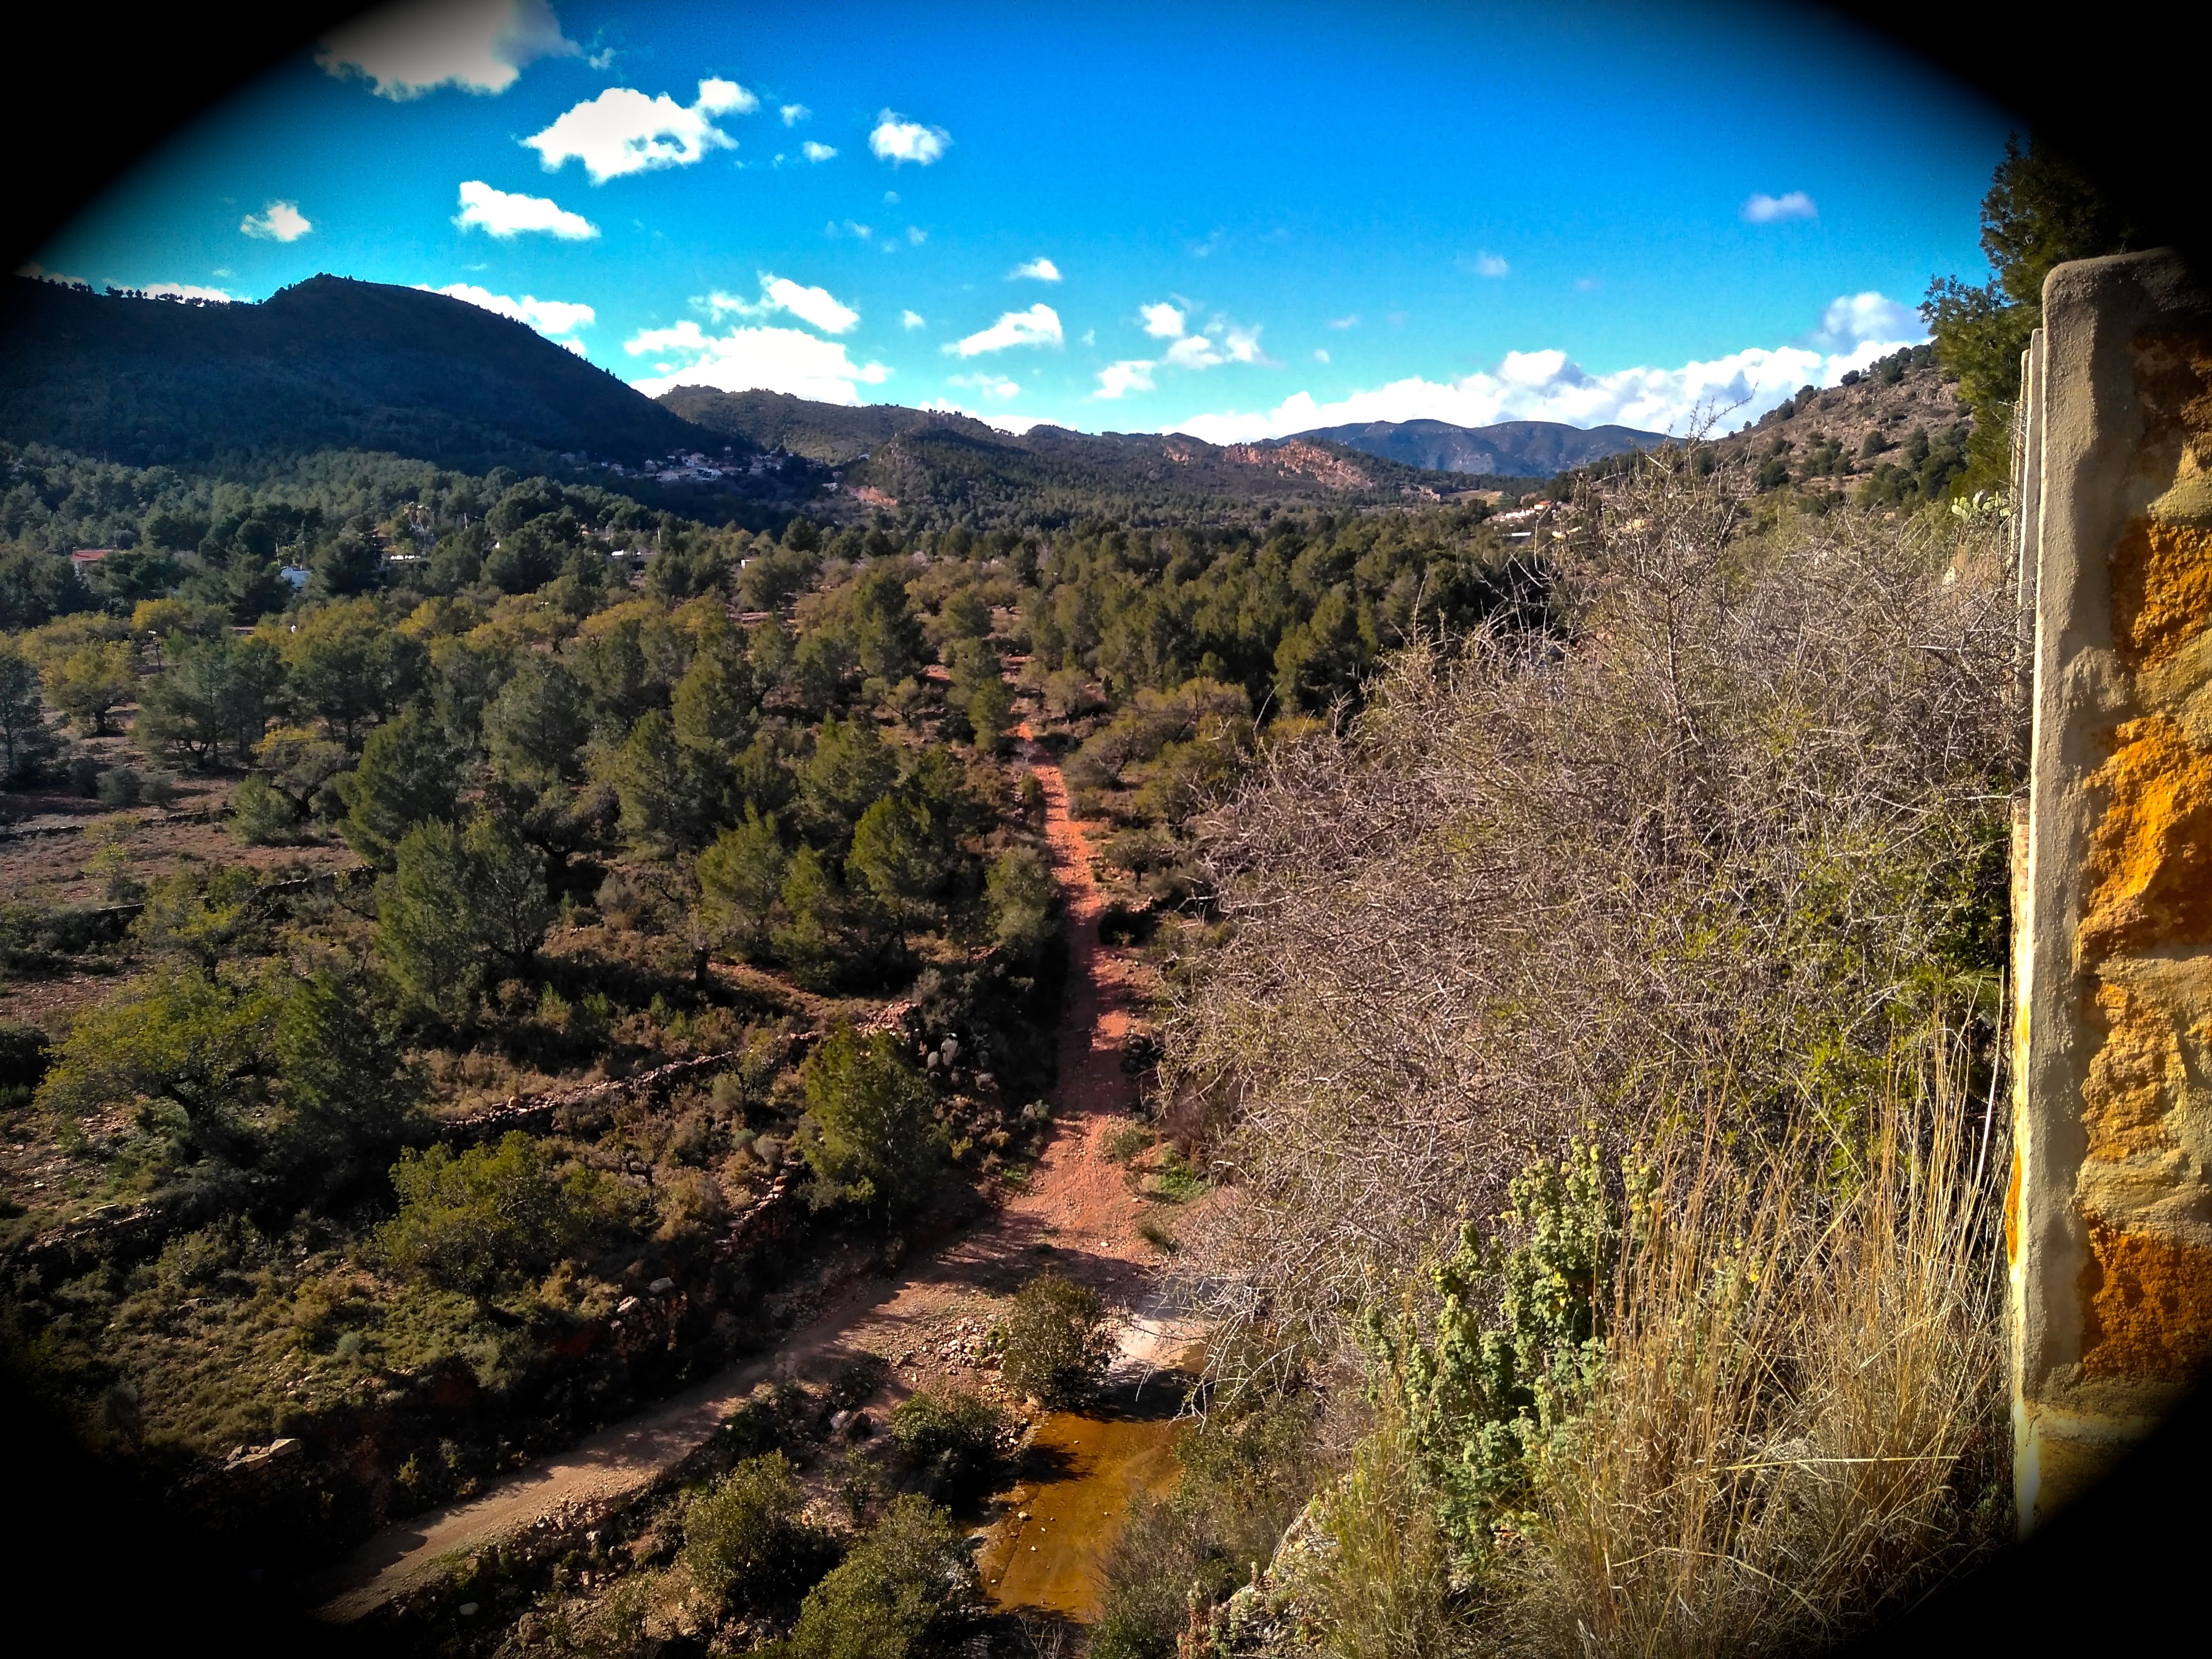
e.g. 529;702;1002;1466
1812;290;1918;351
454;180;597;240
949;304;1062;356
1139;302;1185;339
1009;257;1061;282
869;111;951;166
421;282;594;340
1742;190;1817;224
1164;334;1219;370
1327;313;1358;330
524;79;757;183
1167;294;1925;444
1469;251;1509;278
705;273;859;334
781;103;811;125
1162;322;1269;371
801;140;837;162
138;282;237;303
828;220;873;240
16;262;90;287
906;225;927;246
1313;347;1329;363
624;320;889;404
901;309;926;330
240;200;312;241
950;372;1021;401
1094;360;1156;399
316;0;579;99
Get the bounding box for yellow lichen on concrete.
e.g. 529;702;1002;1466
2081;978;2183;1160
2077;1222;2212;1381
2078;715;2212;960
2109;519;2212;672
2005;1146;2022;1265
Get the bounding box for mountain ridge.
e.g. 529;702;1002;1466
1284;416;1670;477
0;275;731;474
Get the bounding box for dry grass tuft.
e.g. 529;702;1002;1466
1497;1029;2008;1656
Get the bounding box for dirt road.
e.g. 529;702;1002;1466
312;730;1167;1621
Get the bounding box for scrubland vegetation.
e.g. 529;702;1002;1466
1093;446;2023;1657
0;420;1532;1646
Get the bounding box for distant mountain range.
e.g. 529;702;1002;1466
0;275;726;472
0;279;1586;524
1286;417;1670;477
663;386;1514;521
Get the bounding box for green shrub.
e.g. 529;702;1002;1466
230;772;294;845
996;1272;1113;1406
379;1131;624;1293
783;1494;972;1659
985;845;1056;954
889;1387;1004;1495
1102;1122;1154;1164
682;1452;827;1612
797;1027;944;1218
96;765;142;808
0;1023;53;1091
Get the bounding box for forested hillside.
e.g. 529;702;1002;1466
664;384;1495;526
0;369;1537;1606
0;277;733;475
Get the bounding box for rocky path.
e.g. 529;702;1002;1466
311;729;1169;1622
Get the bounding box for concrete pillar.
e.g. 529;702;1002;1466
2010;248;2212;1531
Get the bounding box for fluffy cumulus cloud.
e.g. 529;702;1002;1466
901;309;926;330
316;0;579;99
1169;294;1925;443
707;274;859;334
801;141;837;163
780;103;810;125
1094;360;1157;399
240;201;312;241
1163;323;1268;370
1141;302;1185;339
1813;290;1920;351
143;282;237;303
420;282;594;351
454;180;597;240
1469;251;1510;278
1742;190;1817;224
624;321;889;404
869;111;951;166
525;79;757;183
1009;257;1061;282
949;304;1062;356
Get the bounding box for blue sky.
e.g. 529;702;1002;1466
28;0;2010;440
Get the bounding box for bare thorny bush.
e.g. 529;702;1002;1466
1153;451;2022;1646
1166;450;2017;1365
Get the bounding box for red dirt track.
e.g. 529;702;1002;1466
312;727;1166;1621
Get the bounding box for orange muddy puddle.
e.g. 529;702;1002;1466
976;1407;1183;1620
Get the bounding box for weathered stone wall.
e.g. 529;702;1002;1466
2010;248;2212;1530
